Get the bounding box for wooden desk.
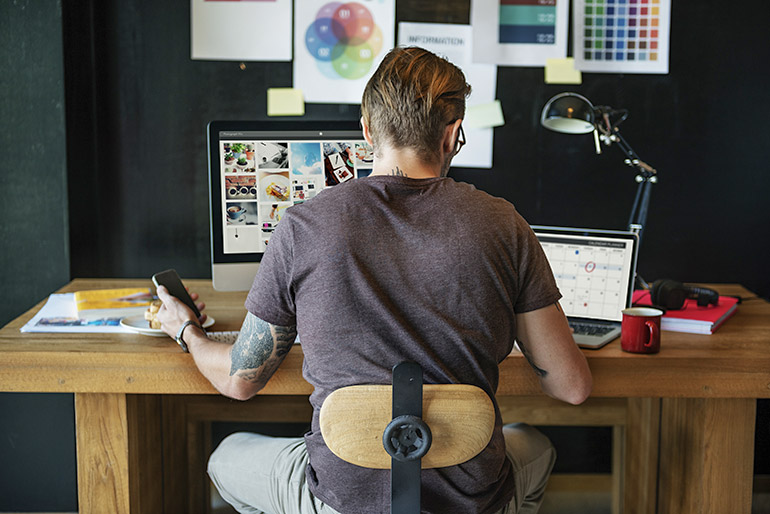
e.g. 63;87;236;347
1;279;768;514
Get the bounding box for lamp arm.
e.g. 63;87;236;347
603;126;657;179
596;121;658;241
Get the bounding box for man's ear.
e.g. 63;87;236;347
361;117;374;145
442;119;463;155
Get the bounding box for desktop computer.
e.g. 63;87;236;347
207;120;369;291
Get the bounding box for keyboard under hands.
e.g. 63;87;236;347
569;321;615;336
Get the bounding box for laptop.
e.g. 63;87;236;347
531;226;640;349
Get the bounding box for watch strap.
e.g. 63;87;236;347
175;320;201;353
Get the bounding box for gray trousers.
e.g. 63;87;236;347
208;423;556;514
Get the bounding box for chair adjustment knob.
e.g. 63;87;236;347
383;414;432;462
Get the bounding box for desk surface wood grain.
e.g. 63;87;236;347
1;279;769;398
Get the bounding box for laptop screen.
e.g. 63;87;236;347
531;226;639;323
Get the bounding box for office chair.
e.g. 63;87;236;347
319;362;495;513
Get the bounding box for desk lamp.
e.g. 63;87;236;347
540;92;658;244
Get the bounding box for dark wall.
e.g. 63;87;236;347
0;3;70;325
3;0;770;511
64;0;770;298
0;0;76;511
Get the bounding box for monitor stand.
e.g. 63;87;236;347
212;262;260;291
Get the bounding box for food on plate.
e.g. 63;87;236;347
144;300;162;329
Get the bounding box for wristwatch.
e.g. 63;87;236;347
175;320;201;353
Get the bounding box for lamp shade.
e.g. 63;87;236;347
541;93;596;134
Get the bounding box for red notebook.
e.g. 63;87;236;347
632;290;739;334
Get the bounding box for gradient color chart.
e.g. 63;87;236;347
499;0;558;45
574;0;670;74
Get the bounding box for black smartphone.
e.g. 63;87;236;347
152;269;201;317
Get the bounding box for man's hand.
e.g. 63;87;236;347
155;285;207;339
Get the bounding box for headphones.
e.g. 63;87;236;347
649;279;720;310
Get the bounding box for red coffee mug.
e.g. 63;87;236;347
621;307;663;354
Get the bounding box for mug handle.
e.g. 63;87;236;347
644;320;659;348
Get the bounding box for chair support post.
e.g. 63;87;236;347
389;362;424;514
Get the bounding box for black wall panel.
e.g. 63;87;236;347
0;1;74;511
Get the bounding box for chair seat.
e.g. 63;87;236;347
320;383;495;469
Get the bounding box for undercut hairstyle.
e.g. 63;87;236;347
361;46;471;165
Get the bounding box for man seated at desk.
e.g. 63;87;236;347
157;46;592;514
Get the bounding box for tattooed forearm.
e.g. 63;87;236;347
390;166;406;176
229;312;297;383
517;339;548;378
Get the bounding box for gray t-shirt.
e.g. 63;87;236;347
246;175;561;514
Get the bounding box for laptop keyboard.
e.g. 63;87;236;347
569;321;615;336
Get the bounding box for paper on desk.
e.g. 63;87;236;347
20;293;137;334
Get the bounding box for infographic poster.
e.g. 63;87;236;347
294;0;395;104
573;0;671;74
472;0;569;67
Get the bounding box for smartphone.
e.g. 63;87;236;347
152;269;201;317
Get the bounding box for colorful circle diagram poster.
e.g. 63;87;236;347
294;0;395;104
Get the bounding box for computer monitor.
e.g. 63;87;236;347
208;120;370;291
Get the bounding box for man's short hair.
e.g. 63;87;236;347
361;46;471;164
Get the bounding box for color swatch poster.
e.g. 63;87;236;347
191;0;292;61
573;0;671;74
471;0;569;67
294;0;395;104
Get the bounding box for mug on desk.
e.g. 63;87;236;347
621;307;663;354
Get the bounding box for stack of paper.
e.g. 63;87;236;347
21;288;153;333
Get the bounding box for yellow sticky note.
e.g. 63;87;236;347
545;58;582;85
464;100;505;130
267;88;305;117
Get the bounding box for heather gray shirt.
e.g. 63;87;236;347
246;175;561;514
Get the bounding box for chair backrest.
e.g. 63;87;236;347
320;363;496;513
320;383;495;469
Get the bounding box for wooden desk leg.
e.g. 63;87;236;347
623;398;660;514
75;393;163;514
658;398;756;514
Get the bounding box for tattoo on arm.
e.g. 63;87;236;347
390;166;406;177
517;339;548;378
229;312;297;384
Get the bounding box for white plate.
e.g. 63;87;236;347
120;315;215;337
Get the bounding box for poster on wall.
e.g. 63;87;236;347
471;0;569;67
398;22;497;169
191;0;292;61
294;0;395;104
573;0;671;74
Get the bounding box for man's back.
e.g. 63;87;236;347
248;175;561;513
